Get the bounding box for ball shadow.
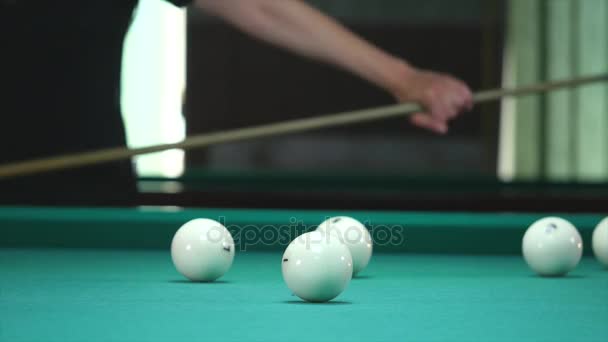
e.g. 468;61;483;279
168;280;232;284
281;300;352;305
353;275;373;280
526;274;587;279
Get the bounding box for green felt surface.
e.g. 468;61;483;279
0;206;605;254
1;249;607;342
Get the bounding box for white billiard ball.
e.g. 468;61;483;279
522;217;583;277
317;216;372;276
592;217;608;267
282;231;353;302
171;218;235;282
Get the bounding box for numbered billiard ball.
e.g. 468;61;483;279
171;218;235;282
282;231;353;302
592;217;608;267
317;216;372;276
522;217;583;277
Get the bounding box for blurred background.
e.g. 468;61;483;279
122;0;607;210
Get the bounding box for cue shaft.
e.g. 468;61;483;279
0;73;606;179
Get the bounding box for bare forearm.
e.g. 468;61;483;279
194;0;410;93
194;0;472;134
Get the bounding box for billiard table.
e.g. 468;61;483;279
1;206;607;342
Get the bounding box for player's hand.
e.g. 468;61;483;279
390;66;473;134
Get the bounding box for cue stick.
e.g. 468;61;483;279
0;73;606;179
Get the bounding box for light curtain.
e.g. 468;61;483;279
499;0;608;182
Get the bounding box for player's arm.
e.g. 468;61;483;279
193;0;473;134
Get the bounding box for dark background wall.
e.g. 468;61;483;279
184;0;505;176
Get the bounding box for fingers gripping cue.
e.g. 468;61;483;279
0;73;606;179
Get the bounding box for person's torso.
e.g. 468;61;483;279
1;0;139;160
